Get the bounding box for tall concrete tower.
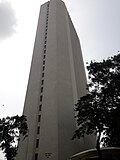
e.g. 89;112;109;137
17;0;94;160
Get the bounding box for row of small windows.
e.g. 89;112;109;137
45;5;49;33
39;1;49;103
46;23;48;29
46;23;48;28
34;3;50;160
37;0;49;125
41;7;48;82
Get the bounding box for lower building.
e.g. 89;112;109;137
70;147;120;160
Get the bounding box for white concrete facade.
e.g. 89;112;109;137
16;0;94;160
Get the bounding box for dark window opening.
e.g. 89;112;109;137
38;115;41;122
43;55;46;59
35;153;38;160
43;66;45;71
41;80;44;85
44;49;46;54
44;45;46;49
36;139;39;148
37;126;40;134
40;95;43;102
41;87;43;93
42;72;44;77
39;105;42;111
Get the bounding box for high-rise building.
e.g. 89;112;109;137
16;0;94;160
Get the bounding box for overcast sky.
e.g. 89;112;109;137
0;0;120;158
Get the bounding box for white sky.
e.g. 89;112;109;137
0;0;120;158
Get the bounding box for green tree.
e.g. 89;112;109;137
73;53;120;159
0;115;28;160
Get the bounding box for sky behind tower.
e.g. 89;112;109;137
0;0;120;159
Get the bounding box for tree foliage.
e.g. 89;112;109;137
0;115;28;160
73;53;120;158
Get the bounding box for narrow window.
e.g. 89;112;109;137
41;80;44;85
36;139;39;148
37;126;40;134
35;153;38;160
39;105;42;111
43;66;45;71
42;72;44;77
45;36;47;40
43;60;45;65
43;55;46;59
44;44;46;49
41;87;43;93
38;115;41;122
40;95;43;102
44;49;46;54
44;40;47;44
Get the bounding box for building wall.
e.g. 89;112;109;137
16;0;94;160
16;2;50;160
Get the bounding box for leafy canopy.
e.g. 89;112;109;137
0;115;28;160
73;53;120;148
